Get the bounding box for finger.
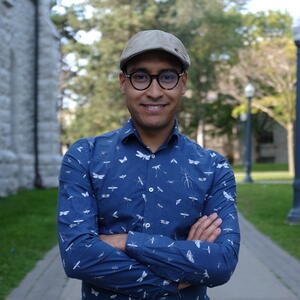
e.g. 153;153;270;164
187;215;208;240
206;227;222;243
187;213;218;240
197;217;222;241
190;213;217;238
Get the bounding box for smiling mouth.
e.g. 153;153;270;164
141;104;168;112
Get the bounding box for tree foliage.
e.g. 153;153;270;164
52;1;296;170
52;0;248;144
218;11;295;172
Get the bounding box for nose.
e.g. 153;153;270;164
145;78;163;100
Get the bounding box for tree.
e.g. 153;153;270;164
167;0;247;145
221;35;296;173
53;0;180;143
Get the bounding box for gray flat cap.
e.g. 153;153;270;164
120;30;190;70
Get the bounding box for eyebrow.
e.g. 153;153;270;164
127;68;180;74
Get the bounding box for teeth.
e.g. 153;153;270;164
148;106;161;109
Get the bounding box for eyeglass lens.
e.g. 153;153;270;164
129;70;180;90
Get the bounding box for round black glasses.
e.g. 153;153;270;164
124;69;184;91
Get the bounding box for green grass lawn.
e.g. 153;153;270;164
237;183;300;261
232;163;293;182
232;163;288;172
235;171;293;182
0;189;58;300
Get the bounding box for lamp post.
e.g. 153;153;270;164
287;20;300;224
243;83;255;183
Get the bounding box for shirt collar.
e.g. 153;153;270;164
120;119;180;146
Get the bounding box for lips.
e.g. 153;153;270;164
141;103;168;112
141;104;167;113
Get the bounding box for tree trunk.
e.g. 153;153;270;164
197;120;205;147
287;121;295;176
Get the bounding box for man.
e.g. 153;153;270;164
57;30;240;300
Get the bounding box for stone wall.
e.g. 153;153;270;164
0;0;61;197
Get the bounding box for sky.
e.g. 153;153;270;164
245;0;300;22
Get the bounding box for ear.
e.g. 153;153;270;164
181;72;188;95
119;72;126;93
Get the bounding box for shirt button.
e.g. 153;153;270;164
151;154;155;159
148;187;154;192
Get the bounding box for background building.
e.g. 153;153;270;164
199;116;288;165
0;0;61;197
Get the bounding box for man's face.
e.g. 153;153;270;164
119;51;187;134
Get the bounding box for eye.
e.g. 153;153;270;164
160;71;177;83
131;72;149;82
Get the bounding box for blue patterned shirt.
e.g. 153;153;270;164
57;120;240;300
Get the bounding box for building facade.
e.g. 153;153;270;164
199;118;288;165
0;0;61;197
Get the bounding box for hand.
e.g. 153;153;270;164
99;234;128;251
178;282;191;289
187;213;222;242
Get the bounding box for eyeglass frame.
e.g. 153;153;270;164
123;69;185;91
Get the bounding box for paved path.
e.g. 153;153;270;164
6;214;300;300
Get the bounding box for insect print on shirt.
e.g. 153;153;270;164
137;176;144;186
188;159;200;165
188;196;198;204
216;162;230;169
186;250;195;263
157;186;164;192
142;194;147;202
229;213;235;220
91;288;99;297
92;172;105;180
160;219;170;225
180;212;189;218
175;199;182;205
204;171;213;176
149;236;155;244
198;177;207;182
108;186;118;192
124;197;132;202
73;260;80;270
119;156;127;163
152;164;161;177
181;169;193;189
59;210;69;216
136;271;148;282
194;240;201;248
170;158;178;164
65;243;73;252
136;150;150;160
227;239;234;246
112;211;119;218
223;191;235;201
203;269;210;279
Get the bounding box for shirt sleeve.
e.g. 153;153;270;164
57;139;178;299
125;154;240;287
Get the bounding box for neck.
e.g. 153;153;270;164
133;122;175;153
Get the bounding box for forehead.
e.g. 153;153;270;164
125;50;182;72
